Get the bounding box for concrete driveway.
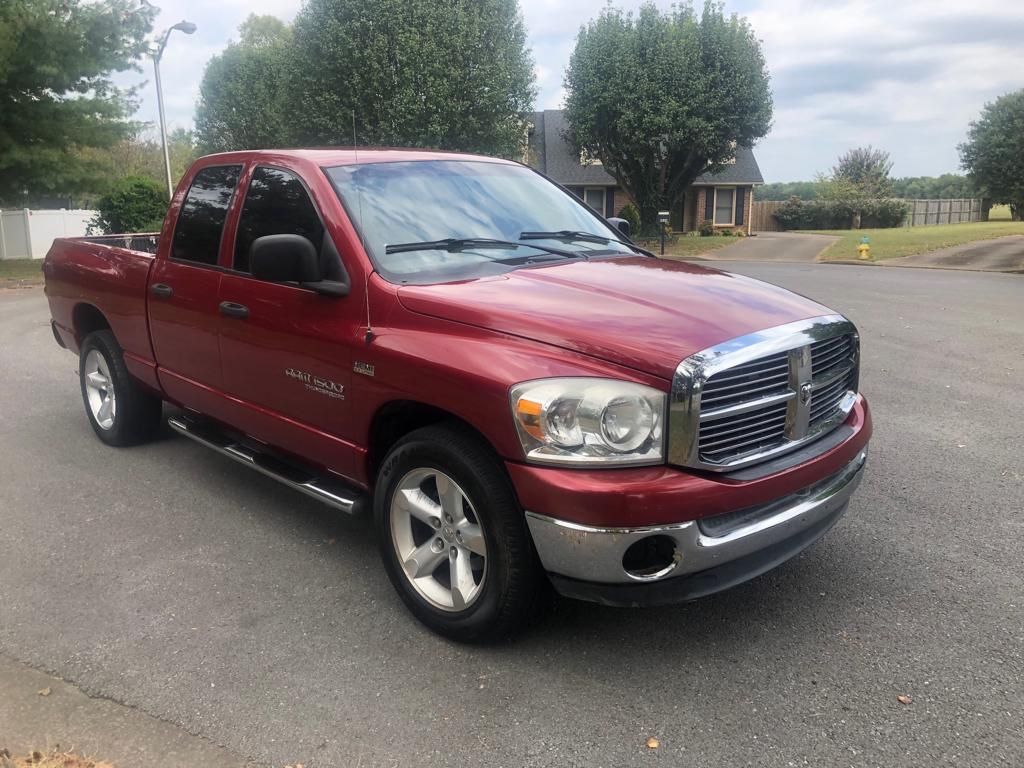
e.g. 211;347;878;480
696;231;839;262
883;234;1024;272
2;266;1023;767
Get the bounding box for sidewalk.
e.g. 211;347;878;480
0;654;254;768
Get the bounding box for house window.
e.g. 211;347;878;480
714;187;736;225
584;187;606;213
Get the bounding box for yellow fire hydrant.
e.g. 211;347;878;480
857;237;872;261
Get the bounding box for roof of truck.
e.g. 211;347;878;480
198;148;517;168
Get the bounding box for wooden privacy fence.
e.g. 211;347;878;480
749;198;985;232
749;200;785;232
902;198;982;227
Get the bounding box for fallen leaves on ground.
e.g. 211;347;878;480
897;694;913;705
646;737;660;749
0;748;115;768
36;688;50;697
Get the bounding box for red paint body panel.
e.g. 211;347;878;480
399;257;833;379
43;239;156;361
508;398;871;527
42;148;873;527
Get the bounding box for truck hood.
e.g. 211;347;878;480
397;256;834;380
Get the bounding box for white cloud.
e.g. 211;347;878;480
119;0;1024;180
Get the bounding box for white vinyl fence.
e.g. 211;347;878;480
0;208;96;260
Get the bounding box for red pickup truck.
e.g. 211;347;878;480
44;149;871;641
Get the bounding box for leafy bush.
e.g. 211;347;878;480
860;198;909;228
617;203;641;236
697;219;715;236
772;196;907;230
90;176;168;235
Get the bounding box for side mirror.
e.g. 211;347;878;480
250;234;320;283
607;217;631;238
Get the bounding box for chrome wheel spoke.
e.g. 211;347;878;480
457;522;486;556
397;488;442;527
403;539;447;579
436;473;466;524
449;548;475;610
86;371;108;391
96;397;113;425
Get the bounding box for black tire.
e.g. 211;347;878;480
374;423;544;643
79;330;162;446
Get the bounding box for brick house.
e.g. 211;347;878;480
526;109;764;234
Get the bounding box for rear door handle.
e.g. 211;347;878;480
150;283;173;298
219;301;249;319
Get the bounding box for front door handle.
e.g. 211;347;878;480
150;283;173;298
219;301;249;319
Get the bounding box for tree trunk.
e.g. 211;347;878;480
639;204;661;237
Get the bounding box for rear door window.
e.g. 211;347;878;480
171;165;242;266
233;166;325;273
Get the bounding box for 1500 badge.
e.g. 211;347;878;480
285;368;345;399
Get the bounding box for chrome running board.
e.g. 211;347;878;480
168;416;363;514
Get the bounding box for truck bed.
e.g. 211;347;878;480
43;233;160;385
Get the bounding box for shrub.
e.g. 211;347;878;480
772;195;907;230
90;177;168;235
617;203;641;235
860;198;909;228
697;219;715;236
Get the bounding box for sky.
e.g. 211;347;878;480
120;0;1024;182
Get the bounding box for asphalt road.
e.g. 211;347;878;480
1;263;1022;768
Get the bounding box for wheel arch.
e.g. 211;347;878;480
72;303;112;346
366;400;503;487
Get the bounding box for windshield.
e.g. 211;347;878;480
326;160;634;283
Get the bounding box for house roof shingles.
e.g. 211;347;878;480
527;109;763;187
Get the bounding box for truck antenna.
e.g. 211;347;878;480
353;111;375;344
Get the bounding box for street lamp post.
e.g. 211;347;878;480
152;20;197;198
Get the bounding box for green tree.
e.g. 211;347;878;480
890;174;975;200
830;146;893;198
756;181;821;201
195;15;294;153
959;90;1024;220
288;0;535;157
0;0;155;202
90;176;168;234
77;127;199;200
563;2;772;234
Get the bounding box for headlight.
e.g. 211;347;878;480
510;378;666;466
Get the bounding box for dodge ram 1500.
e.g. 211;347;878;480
44;149;871;641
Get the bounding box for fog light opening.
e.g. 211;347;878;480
622;535;679;581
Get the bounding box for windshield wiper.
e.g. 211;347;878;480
519;230;655;258
385;237;582;260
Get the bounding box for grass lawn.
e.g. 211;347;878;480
809;220;1024;261
0;258;44;282
989;204;1012;221
652;235;735;260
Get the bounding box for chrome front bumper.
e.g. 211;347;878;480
525;449;866;604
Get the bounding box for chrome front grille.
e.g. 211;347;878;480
669;315;860;472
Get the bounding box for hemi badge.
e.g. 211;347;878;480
354;361;375;377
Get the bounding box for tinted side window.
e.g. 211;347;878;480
171;165;242;265
234;167;325;273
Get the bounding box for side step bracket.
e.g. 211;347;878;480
167;416;364;514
